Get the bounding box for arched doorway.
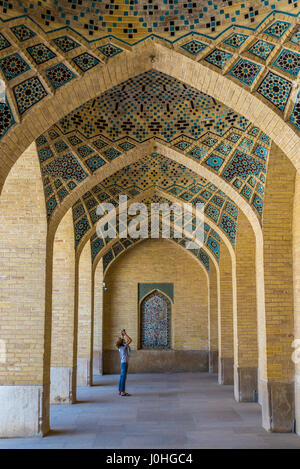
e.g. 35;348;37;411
140;291;171;350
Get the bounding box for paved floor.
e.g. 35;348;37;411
1;372;300;449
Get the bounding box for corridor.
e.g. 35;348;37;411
1;373;300;449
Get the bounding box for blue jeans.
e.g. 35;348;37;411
119;362;128;392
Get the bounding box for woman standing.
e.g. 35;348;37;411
116;329;132;396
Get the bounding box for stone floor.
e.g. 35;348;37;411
1;372;300;449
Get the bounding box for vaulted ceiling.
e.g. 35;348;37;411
88;193;219;273
37;71;268;227
1;0;298;39
72;152;239;248
0;1;299;267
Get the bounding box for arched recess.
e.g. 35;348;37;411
50;208;76;405
0;143;48;437
91;228;215;374
89;212;233;381
140;290;172;350
1;41;299;192
68;181;227;384
77;183;249;387
101;237;211;374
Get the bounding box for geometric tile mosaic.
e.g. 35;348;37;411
52;36;80;53
222;149;266;182
38;146;54;163
204;49;232;69
74;214;90;247
204;155;225;172
290;90;300;131
73;152;239;247
90;200;222;271
98;44;122;58
73;53;100;72
46;194;57;216
257;71;292;111
239;137;254;152
57;70;250;142
0;32;11;51
264;21;291;38
223;33;248;49
54;140;69;153
13;76;47;114
45;63;76;90
229;58;262;86
241;184;253;200
291;27;300;46
10;24;36;42
248;40;275;60
0;53;30;80
42;152;88;182
1;1;296;43
252;194;263;214
118;142;136;152
0;98;15;138
273;49;300;77
26;43;56;65
181;40;207;55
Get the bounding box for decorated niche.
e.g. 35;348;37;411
140;290;171;350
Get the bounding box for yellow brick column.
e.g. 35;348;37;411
293;172;300;435
218;240;235;385
209;261;219;373
234;211;258;402
93;258;103;375
76;242;93;386
0;144;49;437
260;142;295;432
50;209;76;404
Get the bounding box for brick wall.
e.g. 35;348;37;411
102;238;209;352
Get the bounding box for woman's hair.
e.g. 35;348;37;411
116;337;124;349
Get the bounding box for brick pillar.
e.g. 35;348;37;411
209;261;219;373
260;142;295;432
234;211;258;402
218;241;234;385
50;209;76;404
0;144;49;437
293;172;300;435
93;258;103;375
76;242;93;386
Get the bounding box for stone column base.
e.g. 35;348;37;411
260;378;295;432
218;357;234;385
0;385;49;437
209;350;218;374
234;366;258;402
50;366;75;404
77;357;91;386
